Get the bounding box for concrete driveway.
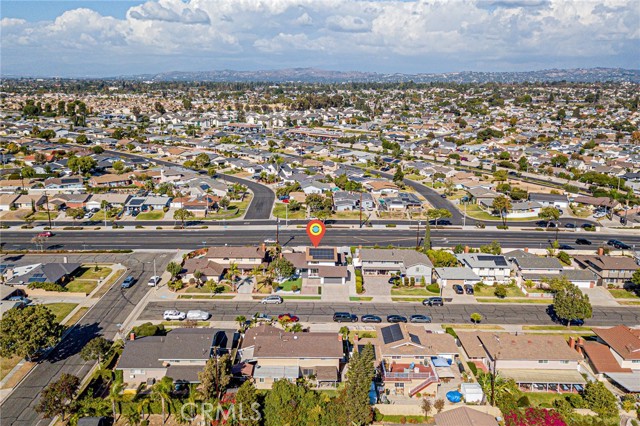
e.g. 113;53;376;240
580;286;619;307
362;275;393;296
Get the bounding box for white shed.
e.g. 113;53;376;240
461;382;484;403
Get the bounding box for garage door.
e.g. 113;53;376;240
323;278;343;284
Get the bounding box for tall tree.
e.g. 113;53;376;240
552;281;592;327
199;353;232;400
80;336;112;364
538;206;561;240
492;195;512;228
35;373;80;421
166;261;182;281
582;381;618;418
344;343;375;426
109;380;125;421
151;376;173;424
234;380;260;426
173;208;194;228
0;305;63;359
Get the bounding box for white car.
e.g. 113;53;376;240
163;310;186;321
147;276;161;286
186;310;211;320
260;295;283;304
263;238;277;244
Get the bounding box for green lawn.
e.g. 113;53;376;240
65;280;97;294
380;415;427;424
276;277;302;291
281;295;321;300
74;265;112;280
477;298;550;304
136;210;165;220
524;392;566;407
609;289;640;299
473;284;525;297
44;303;78;322
391;297;425;302
391;286;439;296
349;296;373;301
27;211;54;221
523;325;593;332
272;203;306;219
464;203;537;222
91;209;118;222
331;211;366;219
185;283;233;294
0;356;22;381
178;295;235;299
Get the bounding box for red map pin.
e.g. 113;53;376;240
306;220;326;248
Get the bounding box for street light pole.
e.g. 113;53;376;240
276;218;280;245
416;221;421;248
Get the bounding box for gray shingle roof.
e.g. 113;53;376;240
359;249;433;268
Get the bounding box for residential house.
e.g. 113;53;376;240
434;407;499;426
573;255;638;287
359;324;457;397
85;193;131;210
44;176;85;192
283;247;349;285
5;262;81;286
365;180;400;196
13;194;46;210
239;324;344;389
116;328;220;385
170;195;219;217
0;193;19;211
433;267;481;288
466;187;501;207
528;192;569;209
357;248;433;283
507;250;597;288
455;254;511;283
204;246;268;275
457;332;584;392
332;191;375;212
89;174;132;188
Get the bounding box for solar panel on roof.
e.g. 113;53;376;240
309;248;334;260
381;324;404;344
409;333;421;345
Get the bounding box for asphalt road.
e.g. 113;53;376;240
102;149;275;220
3;229;639;251
0;253;173;426
140;300;640;327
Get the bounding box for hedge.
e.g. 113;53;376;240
355;268;364;294
27;281;68;292
467;362;478;375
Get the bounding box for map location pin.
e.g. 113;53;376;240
306;220;326;248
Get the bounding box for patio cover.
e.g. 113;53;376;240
605;372;640;392
500;369;586;384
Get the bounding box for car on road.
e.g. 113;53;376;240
163;310;186;321
453;285;464;295
261;295;283;304
253;313;272;322
423;297;444;306
409;315;432;323
121;276;135;289
361;314;382;323
558;244;574;250
37;231;53;238
607;239;631;250
264;238;277;244
564;223;576;229
278;313;299;322
575;238;592;245
147;275;161;286
333;312;358;323
187;310;211;320
387;315;408;323
440;194;447;198
464;284;474;295
84;212;93;219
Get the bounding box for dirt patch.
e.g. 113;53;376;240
0;210;30;220
1;360;35;390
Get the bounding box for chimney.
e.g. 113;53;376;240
261;243;266;251
597;247;604;256
338;334;343;341
464;246;470;253
568;336;575;349
279;252;283;259
130;333;135;341
354;334;359;342
524;247;529;253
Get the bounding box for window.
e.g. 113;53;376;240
259;378;264;383
302;368;314;376
132;369;145;374
392;356;401;360
632;360;640;364
538;360;548;364
394;383;404;389
560;360;569;364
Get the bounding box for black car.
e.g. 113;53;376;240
440;194;447;198
575;238;592;245
388;276;401;284
333;312;358;323
410;315;432;323
608;239;631;250
453;284;464;295
558;244;574;250
438;220;452;226
423;297;444;306
387;315;408;323
361;315;382;323
564;223;576;229
464;284;474;295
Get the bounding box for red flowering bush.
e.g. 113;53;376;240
505;408;567;426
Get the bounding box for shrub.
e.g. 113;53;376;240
494;285;507;298
135;225;143;229
557;251;571;265
399;416;406;424
403;277;410;286
566;393;584;408
131;322;166;337
496;225;509;230
291;284;299;292
410;277;415;286
467;362;478;375
427;283;440;293
27;281;68;292
445;327;457;339
470;313;483;323
355;269;364;294
517;395;531;407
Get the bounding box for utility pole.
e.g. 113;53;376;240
285;202;288;228
276;218;280;245
44;191;52;229
359;191;363;228
416;221;421;248
463;201;467;228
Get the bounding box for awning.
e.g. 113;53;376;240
605;372;640;392
500;369;586;384
253;365;299;380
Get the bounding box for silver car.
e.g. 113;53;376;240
163;310;186;321
186;310;211;320
261;295;283;304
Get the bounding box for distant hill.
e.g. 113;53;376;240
116;67;640;83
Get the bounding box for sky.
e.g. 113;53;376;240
1;0;639;77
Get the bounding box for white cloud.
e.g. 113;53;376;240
1;0;638;76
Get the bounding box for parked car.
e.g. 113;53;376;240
423;297;444;306
564;223;576;229
163;310;186;321
278;313;299;322
253;313;272;322
187;310;211;320
261;295;283;304
453;285;464;295
558;244;574;250
464;284;474;295
361;314;382;323
8;296;31;305
121;276;135;289
388;276;401;284
440;194;447;198
147;275;161;286
575;238;592;245
607;239;631;249
37;231;53;238
333;312;358;323
409;315;432;323
91;208;100;213
387;315;408;323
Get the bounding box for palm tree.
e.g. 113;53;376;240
173;208;194;229
124;404;141;425
235;315;246;331
151;376;173;424
109;380;124;421
225;262;240;289
491;195;512;228
477;371;518;406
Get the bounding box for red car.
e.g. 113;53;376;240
278;313;299;323
37;231;53;238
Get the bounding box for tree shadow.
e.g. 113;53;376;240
48;322;103;363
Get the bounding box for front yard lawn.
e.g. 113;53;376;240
65;280;97;294
136;210;165;220
276;277;302;292
390;286;439;296
474;284;525;297
74;265;112;280
609;288;640;299
272;203;306;219
27;211;54;221
45;303;78;322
